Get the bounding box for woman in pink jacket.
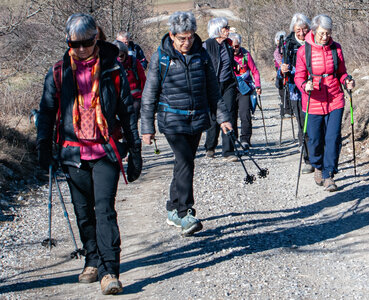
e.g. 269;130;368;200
229;32;261;148
295;14;355;192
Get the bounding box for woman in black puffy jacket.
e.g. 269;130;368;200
141;11;232;237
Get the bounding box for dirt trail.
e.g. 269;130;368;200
1;83;369;299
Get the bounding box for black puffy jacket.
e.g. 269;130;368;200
37;40;140;168
141;33;230;135
283;32;303;84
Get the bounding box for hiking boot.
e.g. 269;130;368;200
181;209;203;237
166;209;181;228
302;163;314;174
314;169;323;186
101;274;123;295
223;155;238;162
324;177;338;192
79;266;98;283
241;142;250;150
206;150;215;158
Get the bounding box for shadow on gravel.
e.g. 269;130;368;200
0;257;79;294
120;184;369;295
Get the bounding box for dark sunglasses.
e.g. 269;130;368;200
67;36;96;48
233;45;240;49
224;25;230;30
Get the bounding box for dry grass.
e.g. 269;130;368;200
0;115;39;194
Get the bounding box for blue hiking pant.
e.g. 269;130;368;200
306;108;343;179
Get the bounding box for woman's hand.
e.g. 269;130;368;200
256;88;262;95
142;133;155;145
220;122;233;134
305;81;314;92
281;63;289;74
346;77;355;90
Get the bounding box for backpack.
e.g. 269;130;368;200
125;56;139;81
157;46;208;85
305;42;338;89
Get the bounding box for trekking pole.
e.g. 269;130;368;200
279;81;286;146
296;82;312;197
41;165;57;250
346;76;357;177
257;94;269;147
53;173;86;259
290;108;296;142
153;138;160;155
231;132;269;178
227;130;256;184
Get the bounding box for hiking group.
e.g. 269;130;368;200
36;10;355;295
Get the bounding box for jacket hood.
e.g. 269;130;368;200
63;40;119;70
160;32;203;58
305;31;333;49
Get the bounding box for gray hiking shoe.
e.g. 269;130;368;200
181;209;203;236
302;163;314;174
206;150;215;158
314;169;323;186
167;209;181;228
324;177;338;192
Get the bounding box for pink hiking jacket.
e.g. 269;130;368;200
295;31;349;115
234;48;261;88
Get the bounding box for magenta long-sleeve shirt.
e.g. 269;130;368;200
74;58;106;160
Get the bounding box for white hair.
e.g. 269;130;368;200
229;32;242;45
207;17;228;39
289;13;311;32
112;40;128;54
116;31;131;40
66;13;97;40
274;31;286;45
311;14;333;33
168;11;197;35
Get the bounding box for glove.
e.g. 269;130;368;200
37;143;57;172
127;147;142;182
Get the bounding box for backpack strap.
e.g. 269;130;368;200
111;68;121;100
241;48;248;66
52;60;63;145
305;42;313;76
330;42;338;73
305;42;338;90
158;46;170;85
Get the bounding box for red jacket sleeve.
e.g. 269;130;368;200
246;53;261;88
136;60;146;91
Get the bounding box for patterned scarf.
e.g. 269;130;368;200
69;47;109;142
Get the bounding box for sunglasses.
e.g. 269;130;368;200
233;45;240;49
224;25;230;30
67;36;96;48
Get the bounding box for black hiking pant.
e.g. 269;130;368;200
63;156;121;280
237;92;252;144
165;132;202;218
205;79;238;157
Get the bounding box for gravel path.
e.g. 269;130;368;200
1;83;369;299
